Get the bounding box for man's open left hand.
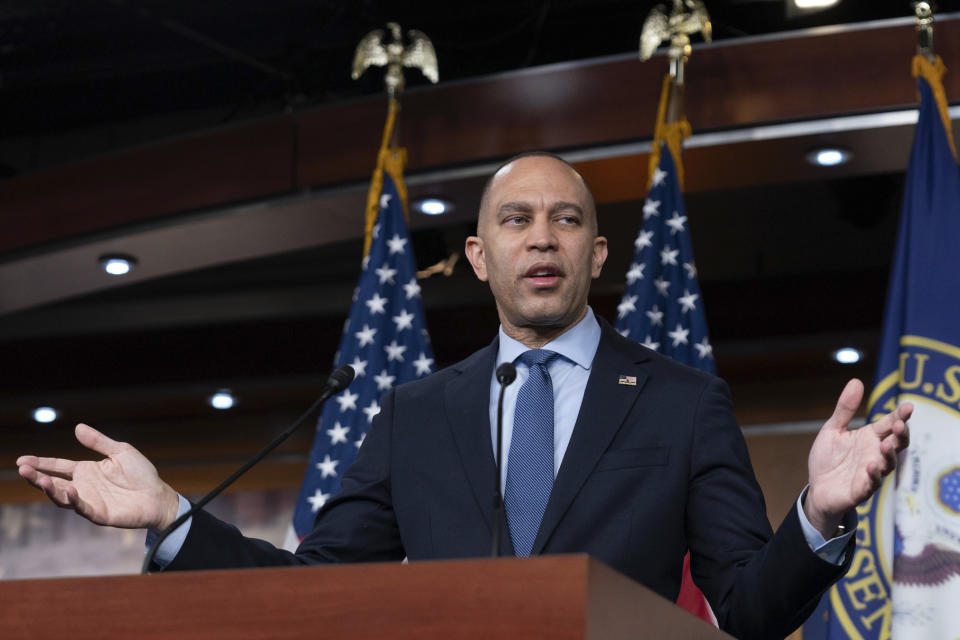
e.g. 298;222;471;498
804;379;912;538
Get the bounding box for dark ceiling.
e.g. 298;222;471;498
0;0;947;175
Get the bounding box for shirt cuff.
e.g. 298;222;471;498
144;493;192;567
796;487;856;564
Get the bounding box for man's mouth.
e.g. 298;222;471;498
524;264;563;287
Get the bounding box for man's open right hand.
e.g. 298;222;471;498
16;423;179;531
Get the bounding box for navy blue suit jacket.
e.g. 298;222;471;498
169;319;851;639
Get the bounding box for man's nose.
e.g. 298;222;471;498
526;215;557;250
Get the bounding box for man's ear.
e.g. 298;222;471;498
592;235;609;278
464;236;488;281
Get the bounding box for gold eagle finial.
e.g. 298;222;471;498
640;0;712;83
914;2;935;61
351;22;439;97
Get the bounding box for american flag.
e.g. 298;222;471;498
289;168;434;541
614;141;714;375
614;138;716;624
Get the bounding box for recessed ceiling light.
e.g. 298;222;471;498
209;390;235;410
794;0;839;8
413;197;454;216
833;347;863;364
806;147;852;167
33;407;57;423
99;254;137;276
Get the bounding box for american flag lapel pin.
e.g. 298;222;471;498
618;375;637;386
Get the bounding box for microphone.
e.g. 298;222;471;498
141;365;356;574
491;362;516;557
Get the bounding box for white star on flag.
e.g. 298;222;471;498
387;234;408;255
354;324;377;347
403;278;421;299
617;294;638;319
326;421;350;445
354;432;366;449
307;489;330;512
634;229;654;251
654;277;671;296
349;357;367;377
668;324;690;347
379;194;391;209
643;199;661;219
651;167;668;187
694;337;713;359
642;335;660;351
374;369;396;391
626;263;645;284
413;352;434;376
372;223;381;239
366;292;388;314
660;246;679;266
316;454;339;479
678;289;699;313
683;262;697;278
335;389;359;412
646;304;664;326
666;211;687;235
375;264;397;285
392;309;415;331
362;400;381;424
384;340;407;362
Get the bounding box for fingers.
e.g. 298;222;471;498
75;423;126;457
870;401;914;441
17;455;77;480
20;466;75;509
823;379;865;433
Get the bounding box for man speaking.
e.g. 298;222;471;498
17;153;911;639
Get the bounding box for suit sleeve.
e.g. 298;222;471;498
164;390;404;571
685;377;854;640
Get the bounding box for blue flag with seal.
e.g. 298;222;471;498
809;55;960;640
287;100;434;544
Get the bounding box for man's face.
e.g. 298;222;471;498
465;156;608;335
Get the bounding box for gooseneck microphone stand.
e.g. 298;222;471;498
141;365;355;574
491;362;517;557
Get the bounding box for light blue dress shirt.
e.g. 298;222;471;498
149;306;852;566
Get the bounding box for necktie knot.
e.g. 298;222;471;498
517;349;559;369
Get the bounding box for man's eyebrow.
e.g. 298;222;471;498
549;201;584;216
497;201;534;216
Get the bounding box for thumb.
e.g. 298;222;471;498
75;423;126;457
823;379;864;433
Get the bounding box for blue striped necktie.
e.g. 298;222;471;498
504;349;559;557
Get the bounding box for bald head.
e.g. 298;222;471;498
477;152;598;236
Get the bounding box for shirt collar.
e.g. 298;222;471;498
497;306;601;371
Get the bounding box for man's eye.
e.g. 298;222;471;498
557;215;580;225
505;216;527;225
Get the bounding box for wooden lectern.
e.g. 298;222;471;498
0;555;731;639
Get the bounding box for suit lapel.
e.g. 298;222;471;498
531;323;650;554
443;339;501;536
